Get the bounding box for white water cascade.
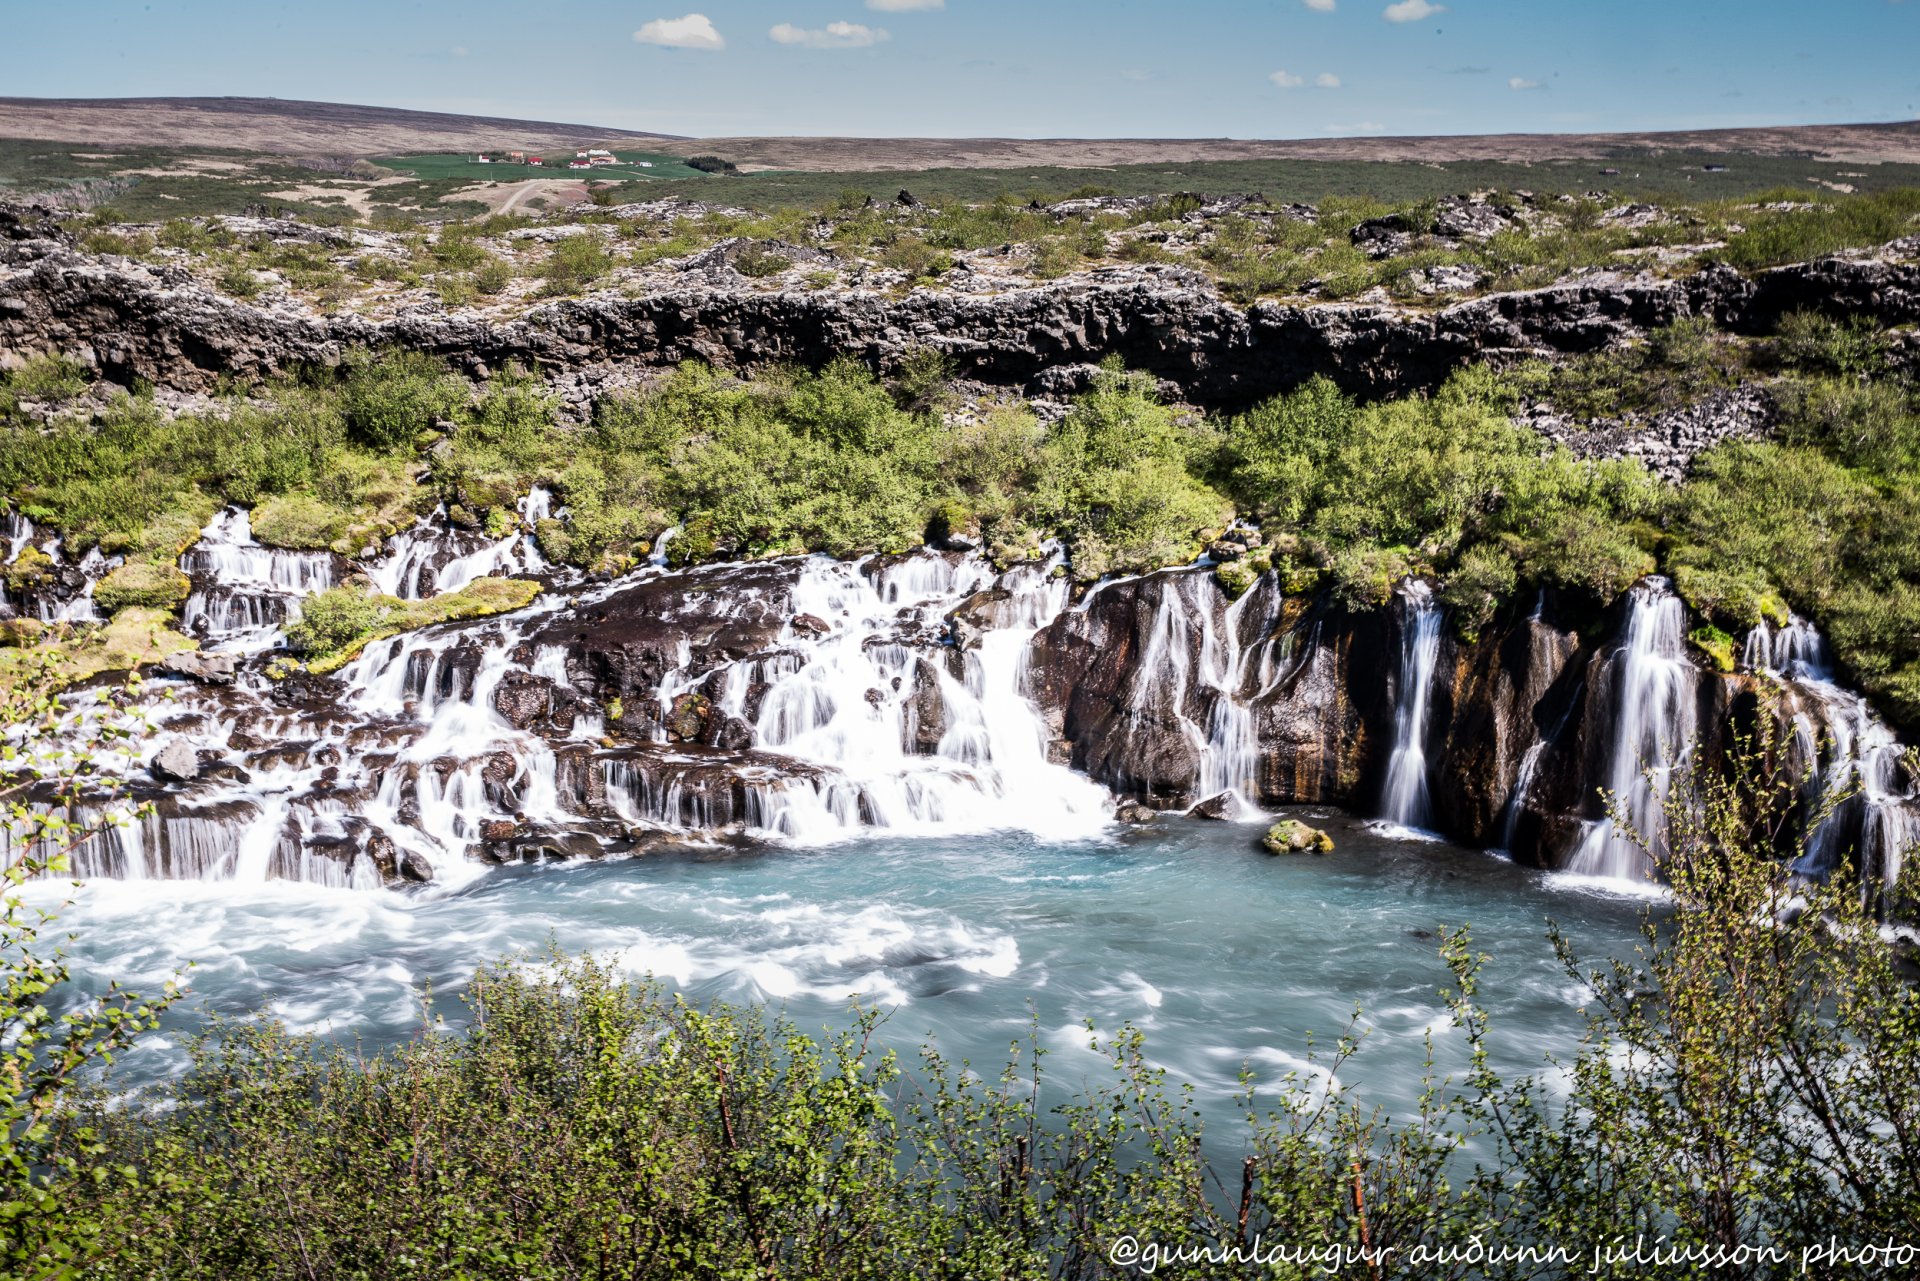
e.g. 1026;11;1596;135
1745;617;1920;891
1109;570;1263;815
366;488;552;599
1378;580;1442;833
179;507;337;648
22;543;1123;891
738;554;1113;840
1567;577;1697;882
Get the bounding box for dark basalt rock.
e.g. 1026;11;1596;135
160;650;239;686
1188;791;1243;820
666;692;715;743
149;738;202;783
8;214;1916;409
530;558;801;701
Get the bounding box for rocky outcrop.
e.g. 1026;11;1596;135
1521;386;1776;482
6;218;1918;407
1026;569;1395;809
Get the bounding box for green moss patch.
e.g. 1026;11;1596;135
286;577;543;674
93;561;191;613
0;607;195;694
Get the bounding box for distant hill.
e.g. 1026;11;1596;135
3;97;1916;177
0;96;681;156
694;121;1920;172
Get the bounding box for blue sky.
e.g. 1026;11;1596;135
5;0;1918;139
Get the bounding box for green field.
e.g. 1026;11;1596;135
373;150;710;182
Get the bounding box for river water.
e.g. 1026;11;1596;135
50;808;1652;1131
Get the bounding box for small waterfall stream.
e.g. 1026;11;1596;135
1567;578;1696;882
180;507;337;648
1111;569;1263;816
1378;581;1442;832
1746;617;1920;891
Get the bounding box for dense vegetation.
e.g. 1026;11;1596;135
6;300;1920;722
7;706;1920;1278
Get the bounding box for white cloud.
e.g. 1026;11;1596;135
1269;69;1305;88
450;45;470;58
1304;0;1337;9
1383;0;1445;21
1508;76;1544;90
1326;120;1386;133
866;0;943;8
634;13;725;49
1315;72;1342;87
770;20;890;47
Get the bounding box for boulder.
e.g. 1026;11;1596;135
666;692;715;743
1262;819;1335;855
1114;799;1159;824
944;589;1014;651
160;650;239;686
149;738;201;783
492;671;555;729
1189;791;1244;821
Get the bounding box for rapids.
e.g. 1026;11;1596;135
45;812;1650;1134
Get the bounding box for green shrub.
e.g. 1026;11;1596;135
285;577;541;671
1;353;90;402
732;243;791;277
878;236;951;282
1441;544;1518;641
538;234;614;294
473;258;514;295
1771;310;1889;378
217;261;264;298
1718;188;1920;268
337;351;465;452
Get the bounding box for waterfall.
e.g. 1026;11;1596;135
1566;578;1696;882
1115;570;1262;815
748;554;1112;841
1378;581;1442;832
365;493;550;600
180;507;337;648
1746;616;1920;891
21;541;1130;892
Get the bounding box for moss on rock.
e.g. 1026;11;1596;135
1689;624;1738;673
94;561;191;613
0;608;195;694
286;577;543;675
1262;819;1335;855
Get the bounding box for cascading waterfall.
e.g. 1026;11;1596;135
366;487;552;600
1111;570;1264;814
1567;578;1696;882
22;540;1121;892
180;507;337;647
1746;616;1920;890
1378;580;1442;832
744;554;1112;841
